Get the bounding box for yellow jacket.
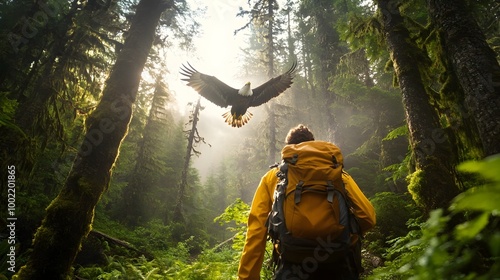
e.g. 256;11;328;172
237;167;376;280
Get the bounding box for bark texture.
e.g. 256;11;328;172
376;0;459;213
14;0;170;278
427;0;500;156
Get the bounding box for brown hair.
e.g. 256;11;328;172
285;124;315;144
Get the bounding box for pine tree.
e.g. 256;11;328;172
121;78;173;226
14;0;172;278
1;0;122;177
298;0;351;141
237;0;288;163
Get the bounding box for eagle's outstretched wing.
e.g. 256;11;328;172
250;61;297;107
180;63;239;108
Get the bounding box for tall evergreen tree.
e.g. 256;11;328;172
237;0;287;163
375;0;460;213
298;0;351;141
427;0;500;157
1;0;122;177
14;0;172;278
121;78;172;226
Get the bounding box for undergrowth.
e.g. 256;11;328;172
368;154;500;279
75;156;500;279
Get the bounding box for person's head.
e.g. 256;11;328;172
285;124;315;144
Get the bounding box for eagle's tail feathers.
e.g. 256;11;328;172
222;111;253;128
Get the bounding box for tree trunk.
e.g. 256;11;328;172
14;0;170;278
173;97;202;223
266;0;278;164
267;101;278;163
266;0;275;79
376;0;460;213
427;0;500;157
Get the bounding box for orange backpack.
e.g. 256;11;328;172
267;141;361;269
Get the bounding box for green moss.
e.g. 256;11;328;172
15;178;99;279
407;169;425;209
32;226;57;250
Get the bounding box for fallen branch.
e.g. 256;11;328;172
89;230;154;260
212;236;235;251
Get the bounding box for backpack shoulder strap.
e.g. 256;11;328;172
267;160;288;239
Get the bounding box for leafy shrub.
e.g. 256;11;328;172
368;154;500;280
214;198;250;252
364;192;421;257
76;199;250;279
371;192;420;239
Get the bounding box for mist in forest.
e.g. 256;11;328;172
1;0;498;278
192;103;279;179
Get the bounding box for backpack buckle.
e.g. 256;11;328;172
326;180;335;203
294;181;304;204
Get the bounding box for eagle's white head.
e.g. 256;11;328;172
238;82;253;96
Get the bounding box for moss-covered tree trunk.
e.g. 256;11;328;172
427;0;500;157
14;0;170;278
375;0;460;213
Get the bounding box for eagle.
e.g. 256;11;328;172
180;62;297;127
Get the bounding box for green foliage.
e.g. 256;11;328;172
383;151;411;186
383;125;408;141
214;198;250;227
369;155;500;280
76;204;246;279
212;199;275;279
345;159;380;197
370;192;420;240
164;248;239;280
452;155;500;213
214;198;250;252
339;12;388;67
76;255;166;279
3;0;496;278
130;220;175;254
93;213;199;258
0;92;24;137
364;192;421;257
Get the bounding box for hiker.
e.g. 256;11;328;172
237;124;376;280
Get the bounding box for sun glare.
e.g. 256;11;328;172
161;1;260;178
167;1;249;116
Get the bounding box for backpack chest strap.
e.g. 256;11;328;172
293;180;337;204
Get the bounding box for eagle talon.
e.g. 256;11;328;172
222;111;253;128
